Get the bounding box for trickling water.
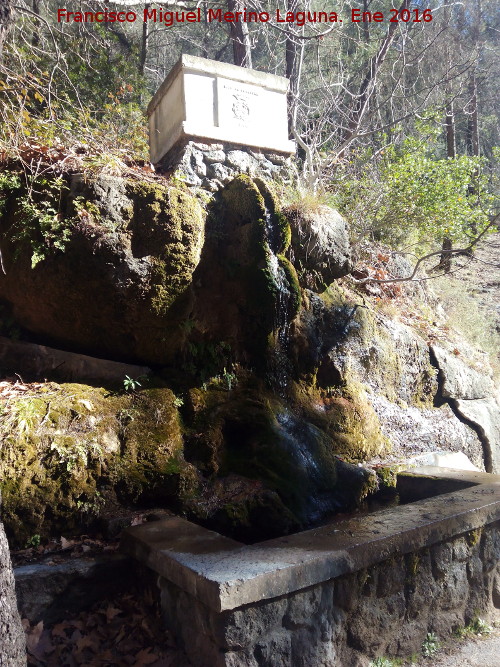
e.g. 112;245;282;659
264;210;292;395
275;409;343;523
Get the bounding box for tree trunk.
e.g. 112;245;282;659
466;73;480;158
285;0;300;134
340;0;410;152
139;4;150;75
0;515;26;666
31;0;39;47
0;0;13;58
439;2;455;274
227;0;252;67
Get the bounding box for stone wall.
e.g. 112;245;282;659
156;140;294;190
158;522;500;667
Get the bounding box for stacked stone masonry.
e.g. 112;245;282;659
121;470;500;667
157;141;294;191
159;523;500;667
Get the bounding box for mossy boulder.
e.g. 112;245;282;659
185;175;300;371
0;382;195;546
284;204;352;291
0;174;205;364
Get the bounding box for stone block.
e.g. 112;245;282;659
148;55;295;165
290;626;337;667
284;585;322;627
376;557;406;598
207;162;232;182
482;525;500;572
334;573;360;611
347;591;406;654
214;598;287;650
204;149;227;163
254;630;292;666
226;150;256;173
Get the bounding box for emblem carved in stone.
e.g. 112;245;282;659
232;95;250;121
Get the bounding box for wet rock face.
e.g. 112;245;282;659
291;286;488;468
285;205;352;290
431;345;500;473
431;345;494;400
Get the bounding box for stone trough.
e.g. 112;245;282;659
121;467;500;666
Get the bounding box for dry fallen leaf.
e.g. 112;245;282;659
26;620;44;653
135;648;159;666
60;536;75;549
106;605;123;622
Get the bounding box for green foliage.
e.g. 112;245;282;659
332;129;495;252
0;17;149;162
455;617;492;638
8;175;72;268
422;632;440;657
123;375;143;392
369;658;403;667
0;172;21;214
182;340;232;383
25;534;41;549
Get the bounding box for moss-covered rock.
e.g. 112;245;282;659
0;382;194;545
0;174;205;365
127;182;205;315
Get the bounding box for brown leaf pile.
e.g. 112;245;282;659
23;588;191;667
0;379;51;401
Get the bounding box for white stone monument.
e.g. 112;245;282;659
147;55;296;166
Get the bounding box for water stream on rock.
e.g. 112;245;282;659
264;210;292;395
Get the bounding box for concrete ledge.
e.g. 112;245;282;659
121;468;500;612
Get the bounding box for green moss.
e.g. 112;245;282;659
126;181;205;316
253;177;291;253
406;552;421;578
221;175;266;227
307;380;390;461
466;527;482;547
278;254;301;317
376;466;398;490
0;382;191;546
356;470;379;504
276;212;292;253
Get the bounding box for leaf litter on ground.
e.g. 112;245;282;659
23;586;192;666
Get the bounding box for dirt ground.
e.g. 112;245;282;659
415;624;500;667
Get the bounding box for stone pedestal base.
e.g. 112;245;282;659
156;140;295;191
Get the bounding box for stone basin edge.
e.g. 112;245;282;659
120;467;500;612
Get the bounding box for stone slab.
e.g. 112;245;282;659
15;553;134;625
0;336;151;383
121;469;500;613
148;55;295;164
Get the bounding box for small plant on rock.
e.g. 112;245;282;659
422;632;440;657
369;657;403;667
123;375;143;392
455;617;493;638
25;534;41;548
